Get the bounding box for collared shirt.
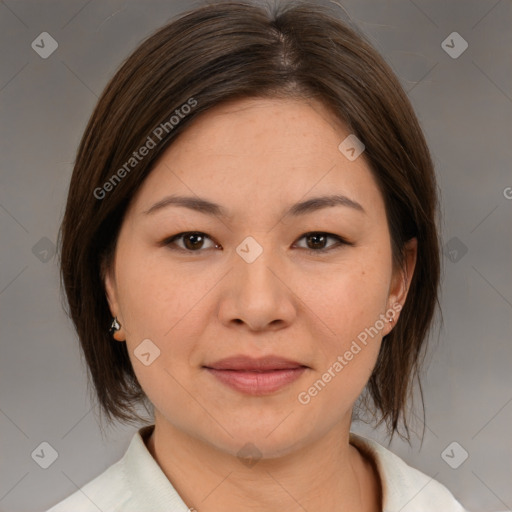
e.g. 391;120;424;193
46;425;469;511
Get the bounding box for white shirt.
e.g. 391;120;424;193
46;425;469;511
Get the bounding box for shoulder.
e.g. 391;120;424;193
349;432;470;512
45;425;189;512
45;458;132;512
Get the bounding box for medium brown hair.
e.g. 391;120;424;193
58;0;440;439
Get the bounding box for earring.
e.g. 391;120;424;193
109;316;121;335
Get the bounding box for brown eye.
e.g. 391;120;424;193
306;233;329;250
183;232;206;250
165;232;219;252
164;231;351;254
295;232;352;253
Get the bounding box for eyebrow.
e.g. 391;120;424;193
142;194;365;218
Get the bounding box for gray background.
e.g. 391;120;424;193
1;0;511;511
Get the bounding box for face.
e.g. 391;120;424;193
104;97;416;458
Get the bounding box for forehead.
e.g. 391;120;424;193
170;96;349;161
129;97;385;223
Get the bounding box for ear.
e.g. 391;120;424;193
101;257;117;312
101;256;125;342
384;237;417;330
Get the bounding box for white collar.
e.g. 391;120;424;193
116;425;466;511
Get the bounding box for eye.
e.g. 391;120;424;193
162;231;352;254
294;232;352;253
164;231;220;252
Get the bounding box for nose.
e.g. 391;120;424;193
217;237;297;332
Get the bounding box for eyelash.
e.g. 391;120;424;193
162;231;353;254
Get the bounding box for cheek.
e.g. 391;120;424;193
304;258;391;341
114;253;204;412
301;254;391;390
115;247;217;378
297;278;388;417
115;246;197;336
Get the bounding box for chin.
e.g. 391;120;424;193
197;416;316;461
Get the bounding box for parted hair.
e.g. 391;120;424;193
58;0;440;439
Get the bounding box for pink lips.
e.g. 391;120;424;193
204;355;308;395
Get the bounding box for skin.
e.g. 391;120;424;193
104;97;417;512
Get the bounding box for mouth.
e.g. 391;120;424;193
203;355;309;395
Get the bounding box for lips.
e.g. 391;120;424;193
203;355;308;395
204;355;307;372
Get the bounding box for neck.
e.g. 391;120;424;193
144;418;381;512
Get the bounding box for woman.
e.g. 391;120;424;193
51;1;469;510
